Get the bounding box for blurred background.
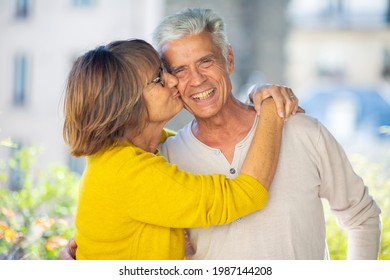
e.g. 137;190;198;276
0;0;389;259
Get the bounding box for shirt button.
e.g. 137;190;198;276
229;168;236;174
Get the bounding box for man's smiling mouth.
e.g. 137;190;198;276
192;89;215;100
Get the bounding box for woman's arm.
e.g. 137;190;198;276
240;98;284;190
159;128;176;143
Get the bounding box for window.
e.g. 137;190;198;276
73;0;96;8
382;48;390;78
325;0;344;17
15;0;30;19
9;144;23;191
387;1;390;23
13;54;28;107
316;49;345;80
288;0;388;26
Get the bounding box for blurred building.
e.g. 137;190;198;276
287;0;390;92
286;0;390;159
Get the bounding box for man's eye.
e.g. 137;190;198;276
201;59;213;67
173;68;186;77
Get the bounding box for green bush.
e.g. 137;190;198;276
0;145;80;260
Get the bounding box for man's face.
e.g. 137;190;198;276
161;31;234;119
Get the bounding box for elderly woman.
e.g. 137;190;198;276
62;39;284;259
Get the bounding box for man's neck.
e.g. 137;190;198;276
192;99;256;163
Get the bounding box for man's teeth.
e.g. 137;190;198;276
192;89;213;100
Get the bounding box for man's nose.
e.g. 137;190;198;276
189;68;206;86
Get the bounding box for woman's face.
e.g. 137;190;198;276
143;65;183;124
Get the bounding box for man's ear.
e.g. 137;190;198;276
227;46;234;73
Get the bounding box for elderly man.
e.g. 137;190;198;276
154;8;381;259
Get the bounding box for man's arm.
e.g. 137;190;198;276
317;122;382;259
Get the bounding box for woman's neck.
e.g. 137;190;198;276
130;122;165;153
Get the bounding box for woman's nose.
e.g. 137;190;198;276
163;72;179;88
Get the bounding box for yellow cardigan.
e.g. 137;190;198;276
75;138;268;259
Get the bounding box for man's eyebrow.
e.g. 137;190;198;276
170;64;185;72
199;53;215;61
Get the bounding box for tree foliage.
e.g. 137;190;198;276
0;145;79;259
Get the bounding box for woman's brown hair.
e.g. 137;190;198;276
63;39;161;156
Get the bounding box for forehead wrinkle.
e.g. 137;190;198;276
162;33;224;75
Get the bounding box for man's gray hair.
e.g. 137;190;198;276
152;8;230;62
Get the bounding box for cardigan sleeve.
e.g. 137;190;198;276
159;128;176;143
115;146;268;229
316;122;382;259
